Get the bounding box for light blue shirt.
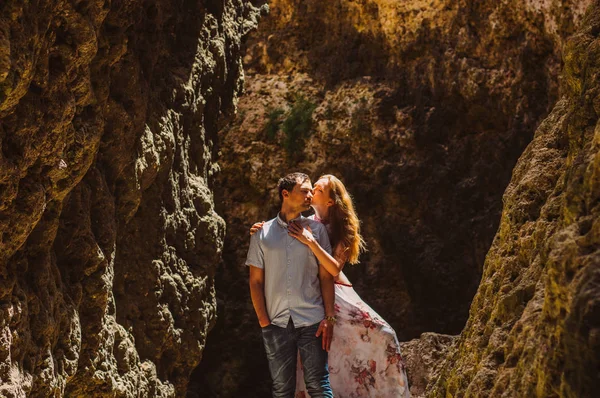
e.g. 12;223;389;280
246;213;332;328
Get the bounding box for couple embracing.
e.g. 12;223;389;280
246;172;410;397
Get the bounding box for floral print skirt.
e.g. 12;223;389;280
295;282;410;397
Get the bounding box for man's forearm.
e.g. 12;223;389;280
319;266;336;317
249;281;270;326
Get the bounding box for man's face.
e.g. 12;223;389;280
285;179;313;211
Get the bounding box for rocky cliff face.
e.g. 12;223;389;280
431;4;600;396
198;0;592;396
0;0;262;396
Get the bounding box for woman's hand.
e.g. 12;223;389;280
288;221;316;246
250;221;265;236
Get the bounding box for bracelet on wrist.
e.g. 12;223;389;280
325;315;337;324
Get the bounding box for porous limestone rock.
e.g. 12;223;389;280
0;0;263;396
399;333;456;398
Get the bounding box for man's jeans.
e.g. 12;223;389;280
261;318;333;398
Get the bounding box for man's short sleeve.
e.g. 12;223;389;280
315;224;332;256
245;232;264;269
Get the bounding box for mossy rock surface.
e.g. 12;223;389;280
430;3;600;397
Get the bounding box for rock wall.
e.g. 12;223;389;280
0;0;263;396
197;0;592;396
399;333;456;397
431;3;600;396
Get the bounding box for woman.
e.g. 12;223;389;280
252;175;410;398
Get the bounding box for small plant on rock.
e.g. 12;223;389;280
263;107;285;141
281;95;317;155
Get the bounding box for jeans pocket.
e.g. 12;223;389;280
262;324;285;358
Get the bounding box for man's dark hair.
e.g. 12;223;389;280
278;172;310;202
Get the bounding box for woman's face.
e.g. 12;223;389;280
311;178;332;208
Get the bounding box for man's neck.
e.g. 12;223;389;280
279;206;302;223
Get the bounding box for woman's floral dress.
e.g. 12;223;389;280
295;282;410;397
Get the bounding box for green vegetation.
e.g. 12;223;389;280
261;95;317;158
263;107;285;141
281;95;317;155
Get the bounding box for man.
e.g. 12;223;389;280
246;172;336;398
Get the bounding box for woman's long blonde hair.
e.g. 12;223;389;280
320;174;366;264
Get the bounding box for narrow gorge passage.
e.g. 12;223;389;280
1;0;598;397
193;0;597;397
